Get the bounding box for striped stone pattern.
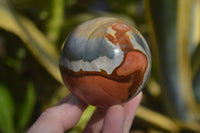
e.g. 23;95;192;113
59;17;151;107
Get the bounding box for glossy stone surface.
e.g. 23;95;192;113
59;17;151;107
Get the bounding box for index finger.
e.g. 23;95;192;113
27;94;88;133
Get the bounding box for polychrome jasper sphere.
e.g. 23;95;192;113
59;17;151;107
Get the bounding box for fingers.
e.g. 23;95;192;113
102;92;142;133
83;108;106;133
27;92;142;133
102;105;125;133
83;105;126;133
27;94;88;133
84;92;142;133
123;92;142;133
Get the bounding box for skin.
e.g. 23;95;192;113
27;92;142;133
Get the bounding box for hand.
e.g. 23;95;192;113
27;92;142;133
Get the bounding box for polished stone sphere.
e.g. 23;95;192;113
59;17;151;107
